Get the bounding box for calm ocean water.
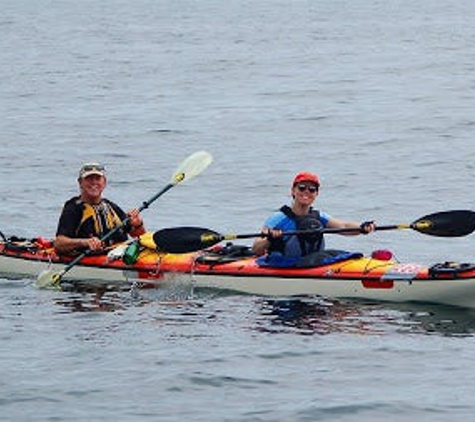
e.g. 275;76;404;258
2;0;475;420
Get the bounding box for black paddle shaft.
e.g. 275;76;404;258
152;210;475;254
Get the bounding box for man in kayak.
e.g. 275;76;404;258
54;163;146;256
252;172;375;265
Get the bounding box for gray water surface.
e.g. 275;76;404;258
1;1;475;420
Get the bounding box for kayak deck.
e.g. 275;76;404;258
2;237;475;308
156;246;475;309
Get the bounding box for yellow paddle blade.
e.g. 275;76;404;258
36;269;63;290
170;151;213;185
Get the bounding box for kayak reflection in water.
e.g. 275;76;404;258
258;297;475;337
258;297;378;335
54;162;146;256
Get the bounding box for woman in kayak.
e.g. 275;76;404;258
252;172;375;264
54;163;146;256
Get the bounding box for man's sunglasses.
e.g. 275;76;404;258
82;164;105;172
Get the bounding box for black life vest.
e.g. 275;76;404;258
268;205;325;256
76;199;128;246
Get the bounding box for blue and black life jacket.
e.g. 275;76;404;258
268;205;325;257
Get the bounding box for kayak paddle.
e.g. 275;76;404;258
36;150;213;289
152;210;475;253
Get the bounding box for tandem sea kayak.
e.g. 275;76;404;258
2;232;475;309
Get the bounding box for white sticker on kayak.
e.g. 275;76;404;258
382;263;425;280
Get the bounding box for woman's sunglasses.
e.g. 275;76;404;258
296;183;319;193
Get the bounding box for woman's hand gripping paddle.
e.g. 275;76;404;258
36;150;213;289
